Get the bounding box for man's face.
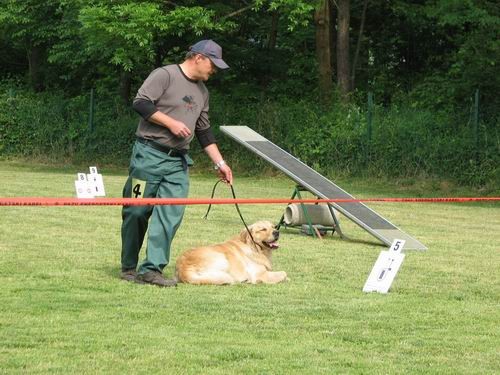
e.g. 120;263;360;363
195;54;217;81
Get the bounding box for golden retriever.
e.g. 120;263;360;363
175;220;288;285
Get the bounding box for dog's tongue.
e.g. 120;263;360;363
268;241;279;249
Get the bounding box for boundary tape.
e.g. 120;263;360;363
0;197;499;206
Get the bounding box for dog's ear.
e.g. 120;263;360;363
239;228;251;244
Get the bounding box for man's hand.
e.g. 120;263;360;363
217;163;233;185
149;111;192;138
167;119;192;138
203;143;233;184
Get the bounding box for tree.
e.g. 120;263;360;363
419;0;500;112
1;0;497;114
351;0;369;90
0;0;62;91
336;0;351;102
78;2;231;101
314;0;333;103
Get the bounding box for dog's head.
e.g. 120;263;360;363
240;220;280;250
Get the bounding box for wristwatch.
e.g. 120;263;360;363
214;160;226;170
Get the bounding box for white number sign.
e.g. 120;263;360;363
363;239;406;294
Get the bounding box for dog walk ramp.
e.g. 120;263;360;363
220;126;427;250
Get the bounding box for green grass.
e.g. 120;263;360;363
0;160;499;374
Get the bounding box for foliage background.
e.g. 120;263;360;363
0;0;499;187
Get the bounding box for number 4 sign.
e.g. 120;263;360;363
363;239;406;294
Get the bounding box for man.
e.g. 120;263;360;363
120;40;233;287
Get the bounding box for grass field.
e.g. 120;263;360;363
0;160;499;374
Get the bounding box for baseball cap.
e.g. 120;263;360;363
190;40;229;70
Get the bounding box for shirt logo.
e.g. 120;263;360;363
182;95;198;112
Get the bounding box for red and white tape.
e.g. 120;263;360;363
0;197;498;206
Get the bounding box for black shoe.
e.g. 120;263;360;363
136;271;177;287
120;269;137;282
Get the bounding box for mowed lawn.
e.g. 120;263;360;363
0;161;498;374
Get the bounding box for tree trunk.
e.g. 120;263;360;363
337;0;351;102
314;0;332;104
351;0;369;90
120;70;132;104
267;10;279;50
27;45;44;92
154;35;163;68
330;3;337;76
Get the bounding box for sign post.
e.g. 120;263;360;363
363;239;406;294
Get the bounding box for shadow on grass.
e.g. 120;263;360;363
281;227;385;248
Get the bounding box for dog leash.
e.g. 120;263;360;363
203;179;257;246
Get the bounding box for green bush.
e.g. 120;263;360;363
209;92;499;187
0;83;498;187
366;106;499;185
0;84;137;164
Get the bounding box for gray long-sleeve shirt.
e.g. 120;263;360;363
134;64;210;150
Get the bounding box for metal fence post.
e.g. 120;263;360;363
473;89;479;161
367;92;373;140
366;92;373;162
88;88;95;132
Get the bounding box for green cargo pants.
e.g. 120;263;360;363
121;141;192;275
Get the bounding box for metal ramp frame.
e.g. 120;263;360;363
221;125;427;250
276;185;345;239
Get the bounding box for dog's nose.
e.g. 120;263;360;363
273;230;280;238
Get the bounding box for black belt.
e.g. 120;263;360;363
136;138;187;157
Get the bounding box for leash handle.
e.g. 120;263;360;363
203;179;257;246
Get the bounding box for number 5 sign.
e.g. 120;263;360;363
363;239;406;294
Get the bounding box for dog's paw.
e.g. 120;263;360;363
278;271;288;282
